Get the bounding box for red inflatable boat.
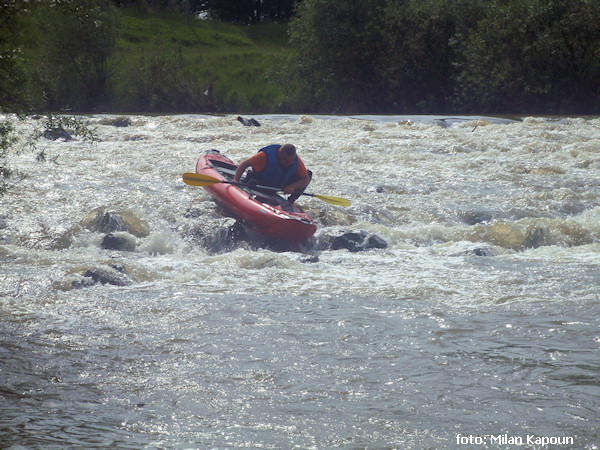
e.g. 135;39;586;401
195;150;317;242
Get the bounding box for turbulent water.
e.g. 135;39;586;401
1;114;599;448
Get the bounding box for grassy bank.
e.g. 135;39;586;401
16;1;598;115
110;10;291;113
16;7;292;114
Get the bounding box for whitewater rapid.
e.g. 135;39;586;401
1;114;599;448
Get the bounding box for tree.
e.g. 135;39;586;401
200;0;297;24
452;0;600;113
0;0;31;111
286;0;387;112
36;0;120;111
1;1;30;195
378;0;461;112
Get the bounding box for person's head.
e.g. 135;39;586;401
278;144;297;167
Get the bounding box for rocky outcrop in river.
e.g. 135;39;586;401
82;207;150;238
318;230;388;252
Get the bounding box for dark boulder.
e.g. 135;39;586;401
72;267;131;288
454;247;494;257
101;233;136;252
99;116;132;127
301;254;320;263
203;219;247;253
99;214;128;234
42;126;72;141
320;230;388;252
82;207;150;238
460;210;494;225
469;247;493;256
237;116;260;127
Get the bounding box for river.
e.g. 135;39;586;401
1;114;599;448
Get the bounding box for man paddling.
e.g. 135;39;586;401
233;144;312;204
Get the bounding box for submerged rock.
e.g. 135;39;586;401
101;232;136;252
99;116;132;127
460;210;494;225
72;267;131;288
524;225;550;248
186;217;248;253
319;230;388;252
42;126;72;141
82;207;150;238
237;116;260;127
461;247;494;257
203;219;248;253
300;254;320;263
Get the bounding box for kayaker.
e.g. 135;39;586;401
234;144;312;204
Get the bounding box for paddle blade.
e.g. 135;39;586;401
182;172;222;187
312;193;351;207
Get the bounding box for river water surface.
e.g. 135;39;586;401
1;114;599;448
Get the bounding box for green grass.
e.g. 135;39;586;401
118;12;255;49
14;7;293;113
112;10;292;112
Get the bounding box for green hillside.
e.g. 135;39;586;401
8;1;599;115
12;6;292;113
112;11;291;112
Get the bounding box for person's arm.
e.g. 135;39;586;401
283;174;311;195
234;158;253;182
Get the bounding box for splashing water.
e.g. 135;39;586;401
1;114;599;447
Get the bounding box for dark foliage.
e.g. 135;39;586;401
2;0;599;114
198;0;296;24
36;0;120;111
286;0;600;114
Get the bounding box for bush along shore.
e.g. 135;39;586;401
3;0;600;115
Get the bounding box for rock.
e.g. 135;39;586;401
42;126;72;141
365;233;388;249
203;219;247;253
463;247;494;257
460;210;494;225
99;213;128;234
99;116;132;127
109;262;127;273
101;233;136;251
320;230;388;252
237;116;260;127
184;207;205;219
301;254;320;263
70;277;96;289
72;267;131;288
82;207;150;238
524;225;550;248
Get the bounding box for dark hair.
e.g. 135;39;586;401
280;144;296;157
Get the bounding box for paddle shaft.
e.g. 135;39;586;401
220;179;282;193
200;176;317;198
182;172;351;206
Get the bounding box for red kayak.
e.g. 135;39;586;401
195;150;317;242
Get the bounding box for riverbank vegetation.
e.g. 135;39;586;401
2;0;600;115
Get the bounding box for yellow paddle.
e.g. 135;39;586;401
182;172;351;207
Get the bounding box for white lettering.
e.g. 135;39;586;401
490;434;503;445
492;434;524;445
527;435;574;446
456;434;486;445
458;433;573;447
509;435;522;445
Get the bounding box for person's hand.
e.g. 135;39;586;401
283;185;295;195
